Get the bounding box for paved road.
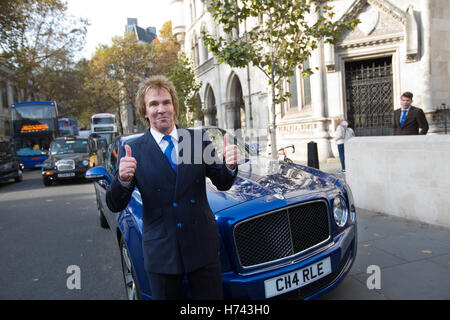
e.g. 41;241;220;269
0;170;126;299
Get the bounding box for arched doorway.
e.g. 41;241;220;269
192;93;203;126
204;85;217;126
228;74;246;134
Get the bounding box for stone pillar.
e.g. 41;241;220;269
310;42;333;161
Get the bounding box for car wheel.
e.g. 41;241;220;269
15;170;23;182
120;237;141;300
43;177;52;186
95;191;109;229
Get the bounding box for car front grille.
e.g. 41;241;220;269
233;200;330;268
56;159;75;171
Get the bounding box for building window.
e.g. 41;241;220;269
288;72;298;110
12;86;20;103
201;24;209;61
302;59;312;108
190;0;197;24
193;0;197;20
191;34;200;66
1;81;8;110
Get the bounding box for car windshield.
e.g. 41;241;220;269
50;139;88;155
93;117;114;124
205;127;256;160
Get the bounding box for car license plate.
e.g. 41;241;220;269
264;257;332;298
58;172;75;178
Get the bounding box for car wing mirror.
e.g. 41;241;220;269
85;166;110;182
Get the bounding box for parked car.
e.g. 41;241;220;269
41;136;91;186
85;127;357;300
0;140;23;183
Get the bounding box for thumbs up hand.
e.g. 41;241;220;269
223;133;239;171
119;144;137;182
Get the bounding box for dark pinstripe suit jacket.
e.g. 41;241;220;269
393;106;429;135
106;128;237;274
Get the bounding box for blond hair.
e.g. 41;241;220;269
135;75;179;127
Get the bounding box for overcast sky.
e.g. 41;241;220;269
66;0;172;60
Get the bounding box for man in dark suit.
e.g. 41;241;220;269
106;75;239;300
393;91;429;135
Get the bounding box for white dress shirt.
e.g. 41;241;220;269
150;126;179;159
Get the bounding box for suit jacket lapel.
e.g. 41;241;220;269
395;109;401;127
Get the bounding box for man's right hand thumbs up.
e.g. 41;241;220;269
119;144;137;183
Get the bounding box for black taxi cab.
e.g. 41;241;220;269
41;136;91;186
0;139;23;183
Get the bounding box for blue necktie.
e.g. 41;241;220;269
400;110;407;127
163;135;177;173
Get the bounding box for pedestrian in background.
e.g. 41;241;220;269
393;91;429;135
334;114;354;173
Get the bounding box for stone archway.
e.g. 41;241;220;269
227;74;246;134
204;85;217;126
193;93;203;126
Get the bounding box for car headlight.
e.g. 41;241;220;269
333;195;348;227
82;159;89;166
43;162;54;170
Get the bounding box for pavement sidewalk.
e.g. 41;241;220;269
293;158;450;299
294;157;343;175
320;208;450;299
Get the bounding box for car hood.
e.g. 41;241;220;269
207;156;339;214
47;153;88;162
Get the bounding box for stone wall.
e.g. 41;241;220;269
345;135;450;228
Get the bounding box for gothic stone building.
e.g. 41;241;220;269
171;0;450;161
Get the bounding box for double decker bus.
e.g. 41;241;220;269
90;113;118;144
10;101;60;168
58;117;79;136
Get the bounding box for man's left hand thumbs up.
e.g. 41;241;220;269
223;133;239;170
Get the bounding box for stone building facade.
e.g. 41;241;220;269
171;0;450;161
0;64;21;140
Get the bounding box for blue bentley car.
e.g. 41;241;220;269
85;127;357;300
